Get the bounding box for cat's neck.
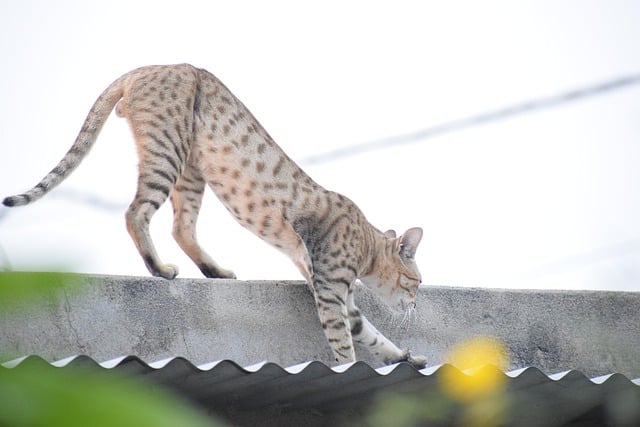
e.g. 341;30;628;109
359;225;390;278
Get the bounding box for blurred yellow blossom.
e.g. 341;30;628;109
440;336;510;427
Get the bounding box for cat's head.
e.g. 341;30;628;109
359;227;423;314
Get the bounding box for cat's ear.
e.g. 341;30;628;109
384;229;397;238
397;227;423;258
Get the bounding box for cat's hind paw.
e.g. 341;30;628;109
198;263;236;279
155;263;179;280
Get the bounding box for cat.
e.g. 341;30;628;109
3;64;427;368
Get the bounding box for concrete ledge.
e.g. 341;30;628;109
1;274;638;378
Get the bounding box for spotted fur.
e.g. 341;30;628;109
2;64;426;367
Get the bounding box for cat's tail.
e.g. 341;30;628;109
2;73;128;207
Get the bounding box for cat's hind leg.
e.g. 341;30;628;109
171;159;236;279
125;149;180;279
124;118;188;279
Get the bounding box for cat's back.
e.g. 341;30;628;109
194;69;320;205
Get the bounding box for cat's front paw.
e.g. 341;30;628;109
405;352;428;369
388;349;427;369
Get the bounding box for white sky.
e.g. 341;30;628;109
0;1;639;291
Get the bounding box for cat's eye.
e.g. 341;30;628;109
400;272;420;283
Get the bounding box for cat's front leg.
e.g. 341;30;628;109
313;283;356;364
347;289;427;369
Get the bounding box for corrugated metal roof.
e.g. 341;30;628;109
3;355;640;426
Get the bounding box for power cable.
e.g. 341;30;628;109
299;73;640;165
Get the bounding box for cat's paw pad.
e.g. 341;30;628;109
156;263;179;280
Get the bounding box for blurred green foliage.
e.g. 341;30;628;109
0;271;222;427
0;271;79;306
367;390;458;426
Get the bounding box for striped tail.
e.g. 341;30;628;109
2;74;127;207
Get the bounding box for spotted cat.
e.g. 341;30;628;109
3;64;426;367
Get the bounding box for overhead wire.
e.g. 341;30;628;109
299;72;640;165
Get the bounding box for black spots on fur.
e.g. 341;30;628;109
152;168;176;185
174;183;202;196
147;149;180;175
145;181;171;197
34;181;49;192
139;198;160;210
192;88;201;117
316;289;346;307
292;216;321;247
272;156;284;177
262;215;272;230
334;346;352;359
52;164;66;176
345;265;358;277
329;249;342;258
350;318;363;336
146;132;170;151
160;129;183;162
142;253;157;273
331;276;352;288
321;319;346;330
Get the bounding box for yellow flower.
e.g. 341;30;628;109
440;336;509;403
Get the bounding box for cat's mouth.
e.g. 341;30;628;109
400;300;416;312
397;300;417;327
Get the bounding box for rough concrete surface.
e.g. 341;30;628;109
1;274;638;378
